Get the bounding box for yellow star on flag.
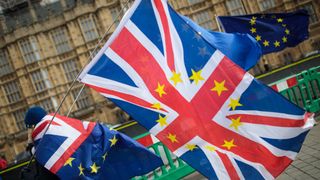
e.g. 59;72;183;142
274;41;280;47
228;98;242;110
285;29;290;35
90;162;100;174
102;152;107;161
205;145;216;152
151;102;161;110
282;36;287;43
250;27;256;33
156;114;167;127
251;16;257;20
185;144;197;151
64;157;75;167
255;35;261;41
263;40;269;47
249;19;256;25
229;116;243;131
277;18;283;23
109;136;118;147
189;69;204;85
210;80;228;96
167;133;178;143
222;139;237;150
170;71;183;86
78;163;85;176
155;82;167;97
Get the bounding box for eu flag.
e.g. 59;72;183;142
218;10;309;54
180;15;262;71
32;114;163;179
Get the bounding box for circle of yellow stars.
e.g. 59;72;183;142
249;15;290;48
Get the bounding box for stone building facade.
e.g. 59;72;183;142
0;0;319;162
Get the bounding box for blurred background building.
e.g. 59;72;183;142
0;0;319;163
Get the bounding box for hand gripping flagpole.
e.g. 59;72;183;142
25;0;132;169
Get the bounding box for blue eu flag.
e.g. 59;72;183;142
218;10;309;54
180;15;262;71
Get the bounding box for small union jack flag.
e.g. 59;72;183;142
79;0;315;179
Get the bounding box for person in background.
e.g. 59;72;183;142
0;154;7;170
20;106;59;180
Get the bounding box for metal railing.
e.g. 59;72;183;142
280;66;320;113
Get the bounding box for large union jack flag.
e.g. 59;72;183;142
79;0;315;179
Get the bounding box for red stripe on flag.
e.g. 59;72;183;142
226;114;305;127
32;120;60;139
217;152;240;180
53;114;92;132
84;83;167;112
154;0;175;71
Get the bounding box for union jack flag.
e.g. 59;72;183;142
79;0;315;179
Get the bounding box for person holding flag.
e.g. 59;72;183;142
22;106;163;179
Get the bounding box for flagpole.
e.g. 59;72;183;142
25;0;132;169
215;14;222;32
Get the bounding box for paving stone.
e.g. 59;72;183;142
285;167;298;174
304;157;319;164
277;173;292;180
294;162;310;169
301;165;316;172
305;168;320;175
311;172;320;179
311;161;320;168
294;173;316;180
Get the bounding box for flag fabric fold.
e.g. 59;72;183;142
32;114;163;180
78;0;314;179
218;10;309;54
